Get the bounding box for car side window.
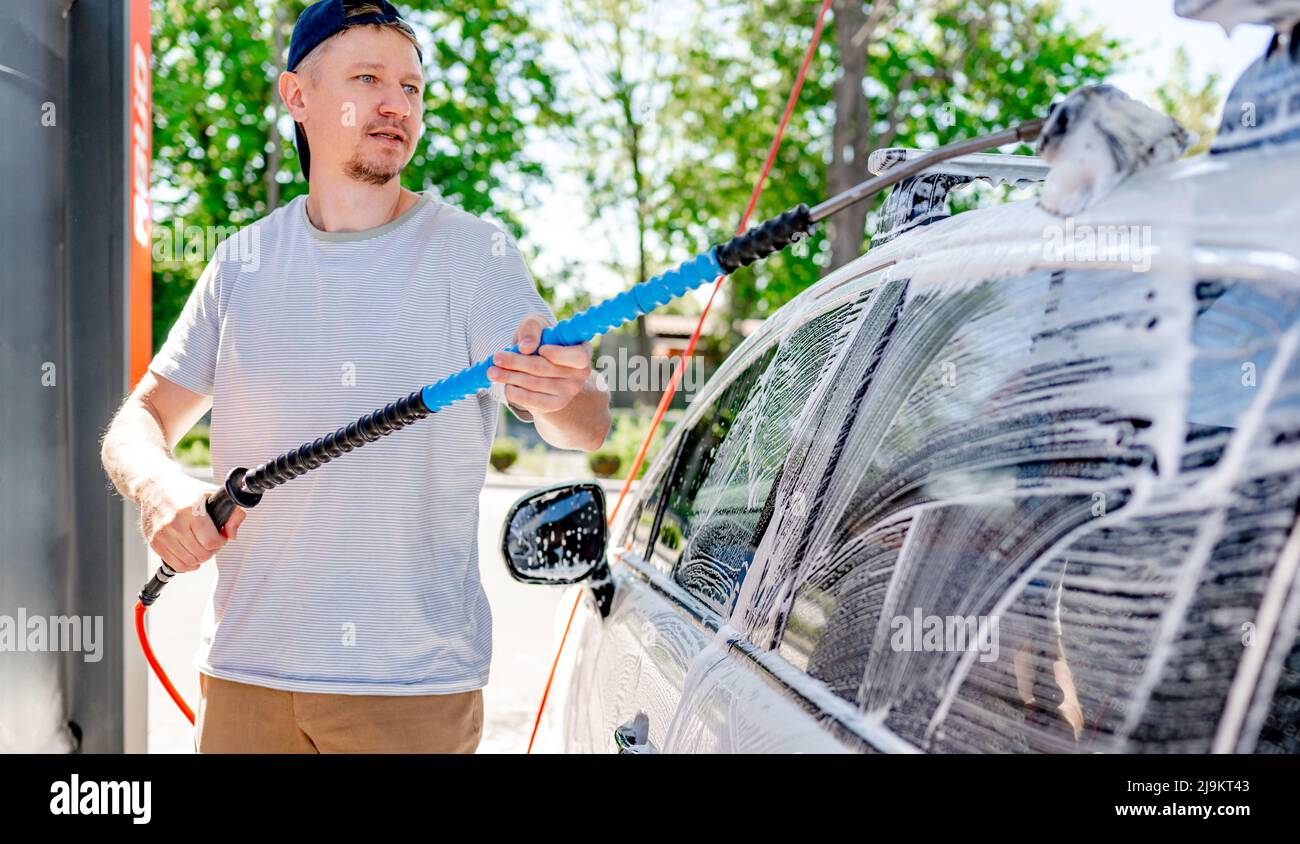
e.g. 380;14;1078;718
652;344;778;603
609;362;772;566
761;268;1300;754
649;296;872;617
1254;629;1300;754
618;448;672;559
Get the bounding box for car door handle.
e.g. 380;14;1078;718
614;712;658;754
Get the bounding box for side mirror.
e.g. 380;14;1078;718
501;482;607;585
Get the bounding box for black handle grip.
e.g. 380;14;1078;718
205;480;238;532
137;467;262;606
714;204;814;274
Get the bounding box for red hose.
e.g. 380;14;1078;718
135;599;195;725
525;0;837;753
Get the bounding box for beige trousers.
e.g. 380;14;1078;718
195;672;484;754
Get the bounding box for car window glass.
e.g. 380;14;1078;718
1254;629;1300;754
745;268;1300;753
651;296;872;617
617;448;672;559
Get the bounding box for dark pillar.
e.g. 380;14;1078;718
0;0;147;753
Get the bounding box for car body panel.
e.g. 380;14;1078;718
543;139;1300;753
567;556;852;752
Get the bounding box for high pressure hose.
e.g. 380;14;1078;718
136;119;1045;727
134;204;813;721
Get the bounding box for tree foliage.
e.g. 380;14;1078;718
150;0;1128;361
649;0;1125;348
1154;46;1222;156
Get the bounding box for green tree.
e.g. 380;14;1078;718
1154;46;1221;156
149;0;564;348
654;0;1125;350
553;0;686;405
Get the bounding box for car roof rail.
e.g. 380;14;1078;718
867;147;1049;244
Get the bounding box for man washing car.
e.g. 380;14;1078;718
100;0;611;753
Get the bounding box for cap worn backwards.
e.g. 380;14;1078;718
287;1;422;180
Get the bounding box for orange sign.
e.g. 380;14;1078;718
128;0;152;388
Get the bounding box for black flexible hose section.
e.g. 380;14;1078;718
715;204;812;274
244;388;430;494
138;388;431;605
169;203;817;562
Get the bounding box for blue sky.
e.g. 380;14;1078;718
516;2;1277;302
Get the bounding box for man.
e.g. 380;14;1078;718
100;0;611;753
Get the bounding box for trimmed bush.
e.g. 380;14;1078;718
588;449;621;478
490;437;520;472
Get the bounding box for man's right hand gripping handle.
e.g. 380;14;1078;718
138;467;258;606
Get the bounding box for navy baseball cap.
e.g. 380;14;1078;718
287;1;423;180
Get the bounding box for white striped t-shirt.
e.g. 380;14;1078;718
148;190;555;695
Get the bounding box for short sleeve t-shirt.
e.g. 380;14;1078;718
148;190;556;695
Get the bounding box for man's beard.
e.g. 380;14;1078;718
343;149;402;186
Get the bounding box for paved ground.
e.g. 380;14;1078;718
146;474;620;754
